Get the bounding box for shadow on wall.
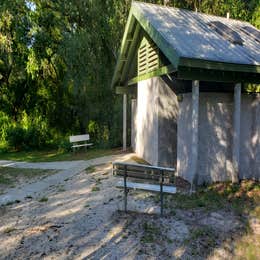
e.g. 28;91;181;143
134;77;159;165
240;94;260;181
198;93;234;184
157;77;178;168
132;77;178;168
179;92;260;184
132;75;260;183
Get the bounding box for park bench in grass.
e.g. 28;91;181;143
69;134;93;152
112;162;176;216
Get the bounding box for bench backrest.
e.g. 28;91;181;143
69;134;90;143
113;162;175;183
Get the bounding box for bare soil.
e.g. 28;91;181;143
0;164;259;259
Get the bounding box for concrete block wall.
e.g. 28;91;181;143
177;92;260;184
131;76;260;183
133;78;159;165
196;93;234;184
240;94;260;181
131;77;178;167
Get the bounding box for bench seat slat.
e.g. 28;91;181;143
113;161;175;172
116;181;176;194
72;143;93;148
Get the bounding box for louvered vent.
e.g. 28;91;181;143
138;37;160;75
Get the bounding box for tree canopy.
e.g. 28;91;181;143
0;0;259;150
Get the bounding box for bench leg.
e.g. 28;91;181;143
124;189;128;213
124;176;128;213
124;166;128;213
160;183;163;216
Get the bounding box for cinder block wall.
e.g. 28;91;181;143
197;93;234;184
132;77;260;183
132;77;178;167
133;77;159;165
177;92;260;184
240;94;260;181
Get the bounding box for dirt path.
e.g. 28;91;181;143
1;162;256;259
0;163;187;259
0;156;258;259
0;153;134;205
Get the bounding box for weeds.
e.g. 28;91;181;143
185;226;218;257
39;197;48;202
140;221;160;243
85;166;96;174
3;227;16;234
4;200;20;206
163;180;260;215
91;186;100;192
0;175;12;185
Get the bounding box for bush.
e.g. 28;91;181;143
6;125;48;151
0;111;12;141
6;126;26;150
58;139;71;152
24;126;47;149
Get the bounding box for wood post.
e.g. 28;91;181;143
123;94;127;151
232;83;241;183
191;80;199;190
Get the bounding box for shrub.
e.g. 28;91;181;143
6;126;26;150
0;111;12;141
24;126;47;149
6;124;48;151
58;139;71;152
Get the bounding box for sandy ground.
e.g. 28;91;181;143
0;163;258;259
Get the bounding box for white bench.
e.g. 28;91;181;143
69;134;93;152
113;162;176;216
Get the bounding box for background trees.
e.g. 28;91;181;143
0;0;259;151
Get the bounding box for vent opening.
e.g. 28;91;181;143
138;37;159;75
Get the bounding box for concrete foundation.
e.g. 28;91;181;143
131;77;260;183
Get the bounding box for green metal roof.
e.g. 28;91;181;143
112;2;260;88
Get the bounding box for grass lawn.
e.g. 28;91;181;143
0;147;124;163
0;167;58;194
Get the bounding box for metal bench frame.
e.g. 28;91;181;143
113;162;176;216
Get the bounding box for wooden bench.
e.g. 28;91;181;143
69;134;93;152
112;162;176;216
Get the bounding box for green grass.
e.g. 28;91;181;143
0;147;123;163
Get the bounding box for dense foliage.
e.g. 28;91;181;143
0;0;259;151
